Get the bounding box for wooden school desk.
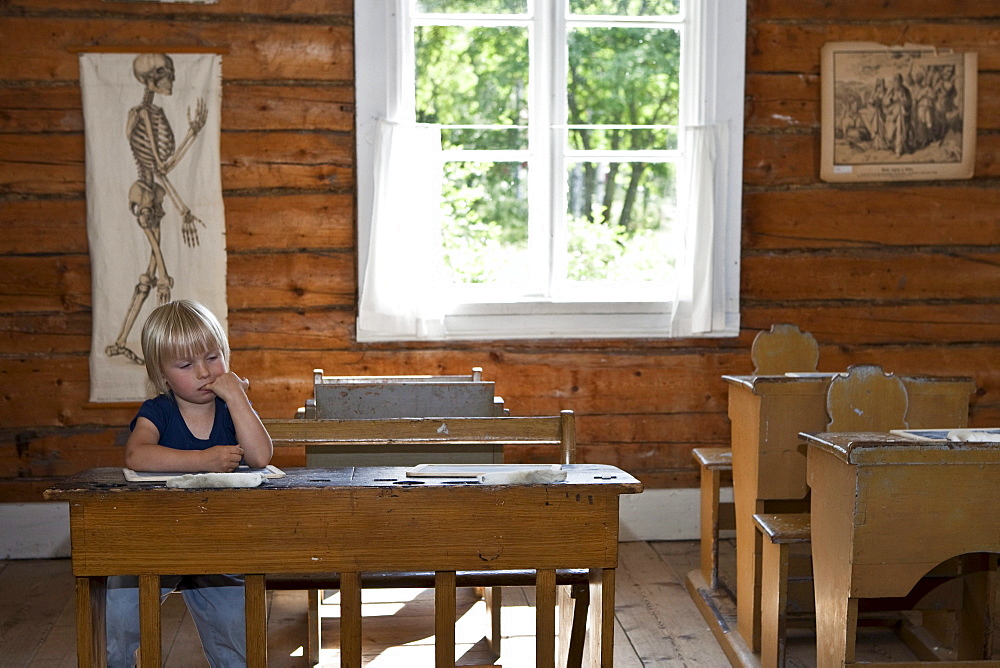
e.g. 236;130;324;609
45;465;641;668
723;373;974;652
804;431;999;667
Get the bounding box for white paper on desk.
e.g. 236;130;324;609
123;464;285;482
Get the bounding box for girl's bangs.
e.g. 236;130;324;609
163;324;224;362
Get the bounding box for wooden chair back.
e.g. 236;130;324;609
751;323;820;375
266;410;577;465
826;364;909;431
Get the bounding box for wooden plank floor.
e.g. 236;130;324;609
1;540;730;667
1;539;957;667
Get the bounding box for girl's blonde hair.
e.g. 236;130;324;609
140;300;230;394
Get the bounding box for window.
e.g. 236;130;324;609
356;0;744;341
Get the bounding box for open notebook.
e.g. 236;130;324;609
123;464;286;483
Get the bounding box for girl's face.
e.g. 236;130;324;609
162;347;228;404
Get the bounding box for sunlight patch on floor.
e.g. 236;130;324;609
313;588;540;666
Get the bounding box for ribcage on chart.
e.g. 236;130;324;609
129;105;176;180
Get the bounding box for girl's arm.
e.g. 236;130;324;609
125;416;245;472
206;371;274;468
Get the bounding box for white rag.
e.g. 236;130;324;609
478;468;568;485
947;429;1000;442
166;472;263;488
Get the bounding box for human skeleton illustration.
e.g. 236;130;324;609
106;53;207;364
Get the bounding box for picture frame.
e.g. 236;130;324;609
820;41;977;182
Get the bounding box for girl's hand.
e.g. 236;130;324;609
201;445;244;472
205;371;249;403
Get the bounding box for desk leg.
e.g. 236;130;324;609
559;584;588;668
245;574;267;668
813;580;857;668
957;553;994;659
586;568;615;668
435;571;457;668
735;498;763;652
76;576;106;668
138;575;161;668
536;569;556;668
307;588;322;666
485;585;502;658
340;572;362;668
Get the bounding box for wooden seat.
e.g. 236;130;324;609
753;513;811;668
264;410;583;666
697;324;818;593
756;364;908;667
692;447;734;589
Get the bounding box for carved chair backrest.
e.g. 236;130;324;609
826;364;909;431
750;323;820;375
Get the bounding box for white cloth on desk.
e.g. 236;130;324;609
166;472;263;488
947;429;1000;442
478;468;568;485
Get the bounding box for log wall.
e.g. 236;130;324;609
1;0;998;501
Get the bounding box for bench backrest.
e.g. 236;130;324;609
303;366;506;419
750;323;820;375
826;364;909;431
266;410;577;465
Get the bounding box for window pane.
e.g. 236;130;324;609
570;0;680;16
567;27;680;148
416;0;528;13
415;25;528;150
565;161;678;283
441;161;529;285
569;127;677;151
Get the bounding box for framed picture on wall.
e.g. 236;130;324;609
820;41;977;182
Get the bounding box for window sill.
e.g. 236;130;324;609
356;300;735;342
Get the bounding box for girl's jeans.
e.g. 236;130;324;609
105;574;246;667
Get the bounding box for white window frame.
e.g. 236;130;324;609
355;0;744;341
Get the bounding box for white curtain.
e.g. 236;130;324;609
357;119;447;338
670;123;727;337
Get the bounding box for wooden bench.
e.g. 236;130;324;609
753;512;811;668
692;447;734;589
694;324;818;595
264;411;583;665
754;365;911;667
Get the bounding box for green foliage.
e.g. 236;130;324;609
571;0;680;15
417;0;527;13
567;215;676;282
415;1;683;285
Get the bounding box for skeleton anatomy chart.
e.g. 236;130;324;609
81;53;226;402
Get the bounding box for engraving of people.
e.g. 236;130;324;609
908;65;936;149
883;72;913;157
106;54;208;364
861;77;888;151
933;64;960;140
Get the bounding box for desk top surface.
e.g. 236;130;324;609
45;464;642;498
801;431;1000;465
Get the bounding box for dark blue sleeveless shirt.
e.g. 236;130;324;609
130;393;237;450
